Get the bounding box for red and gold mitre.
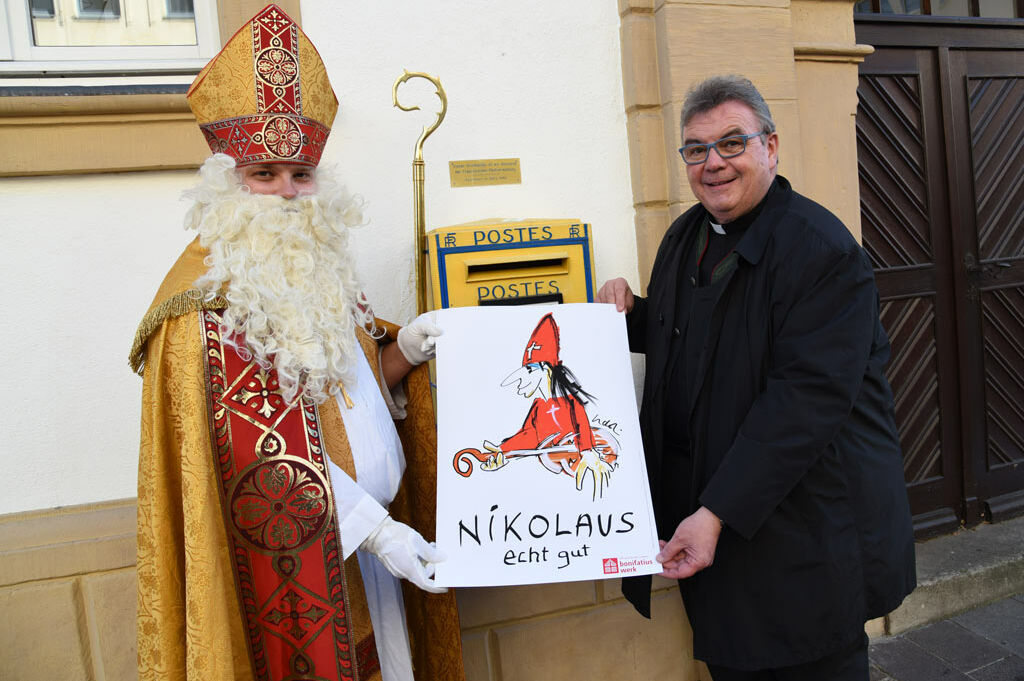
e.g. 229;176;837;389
187;4;337;167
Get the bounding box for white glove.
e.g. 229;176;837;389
396;312;442;365
359;516;447;593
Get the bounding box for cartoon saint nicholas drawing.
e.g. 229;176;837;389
453;312;619;499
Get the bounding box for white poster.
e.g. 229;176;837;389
433;303;661;587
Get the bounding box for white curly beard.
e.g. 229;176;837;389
187;154;375;404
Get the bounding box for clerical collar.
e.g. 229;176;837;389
711;178;778;235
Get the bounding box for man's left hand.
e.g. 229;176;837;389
656;506;722;580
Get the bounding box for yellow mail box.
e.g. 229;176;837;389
427;218;596;309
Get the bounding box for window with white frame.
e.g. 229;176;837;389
1;0;219;73
29;0;53;18
77;0;120;19
165;0;192;18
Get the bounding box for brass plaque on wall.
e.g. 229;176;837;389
449;158;522;187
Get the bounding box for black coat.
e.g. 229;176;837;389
623;177;915;669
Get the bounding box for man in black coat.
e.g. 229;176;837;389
597;75;915;680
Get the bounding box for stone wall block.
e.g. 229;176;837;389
0;499;136;585
659;99;690;206
793;60;861;236
764;98;807;196
661;0;788;6
0;535;137;586
789;0;868;238
626;110;670;205
492;594;706;681
0;579;90;681
630;200;693;282
791;0;857;45
619;0;656;14
602;573;680;601
82;569;138;681
631;205;673;287
655;5;797;107
620;13;661;110
456;580;597;629
460;629;495;681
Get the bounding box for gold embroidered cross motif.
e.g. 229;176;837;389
263;590;330;641
232;368;282;419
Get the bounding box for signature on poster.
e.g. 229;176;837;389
452;312;621;500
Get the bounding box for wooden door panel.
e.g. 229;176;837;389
856;24;1024;531
965;64;1024;516
857;50;964;534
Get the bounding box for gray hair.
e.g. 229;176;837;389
680;75;775;137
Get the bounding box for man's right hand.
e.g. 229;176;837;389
595;278;635;313
656;506;722;580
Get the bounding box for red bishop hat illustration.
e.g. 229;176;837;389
521;313;561;366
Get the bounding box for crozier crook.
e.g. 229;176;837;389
392;70;447;316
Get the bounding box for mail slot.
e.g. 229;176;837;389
427;218;596;309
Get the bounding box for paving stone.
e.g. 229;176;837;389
869;636;972;681
967;654;1024;681
954;597;1024;658
905;620;1009;672
869;662;895;681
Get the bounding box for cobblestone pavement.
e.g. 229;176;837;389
869;593;1024;681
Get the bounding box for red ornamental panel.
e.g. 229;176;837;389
251;5;302;116
200;114;330;166
201;309;369;681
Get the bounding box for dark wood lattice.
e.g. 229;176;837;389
880;297;943;483
981;288;1024;469
968;75;1024;478
969;77;1024;261
857;75;933;268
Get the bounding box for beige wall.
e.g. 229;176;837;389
458;579;709;680
791;0;874;240
0;501;137;681
0;501;710;681
619;0;871;286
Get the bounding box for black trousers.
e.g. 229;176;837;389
705;633;869;681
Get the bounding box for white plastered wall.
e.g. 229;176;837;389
0;0;639;515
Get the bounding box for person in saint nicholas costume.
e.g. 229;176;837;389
129;5;464;680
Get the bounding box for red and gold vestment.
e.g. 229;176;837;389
131;238;463;681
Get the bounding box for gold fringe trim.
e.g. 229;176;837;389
129;290;227;375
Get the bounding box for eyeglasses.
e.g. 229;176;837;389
678;132;766;165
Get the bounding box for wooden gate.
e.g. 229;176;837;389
855;18;1024;536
